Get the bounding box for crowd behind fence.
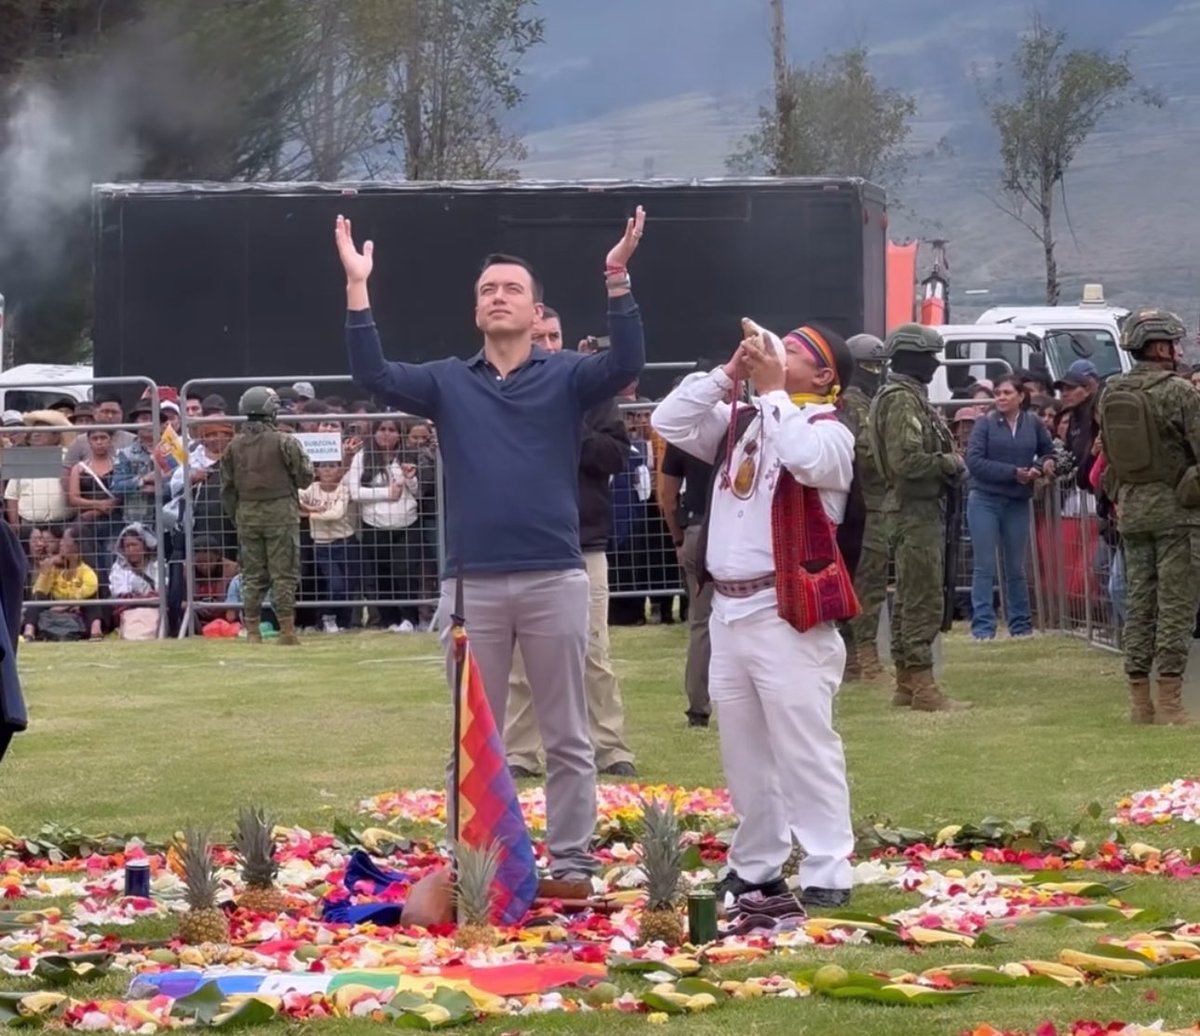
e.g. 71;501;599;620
1;374;1125;651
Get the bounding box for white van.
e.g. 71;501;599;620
0;364;93;414
930;325;1048;404
976;285;1129;381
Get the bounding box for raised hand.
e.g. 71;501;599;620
335;215;374;284
742;335;786;394
606;205;646;269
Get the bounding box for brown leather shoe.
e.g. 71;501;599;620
537;877;594;901
279;616;301;646
244;617;263;645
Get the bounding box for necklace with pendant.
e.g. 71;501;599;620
722;408;765;501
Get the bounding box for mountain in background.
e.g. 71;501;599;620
513;0;1200;324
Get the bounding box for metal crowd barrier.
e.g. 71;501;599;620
930;395;1123;653
176;377;446;638
1;377;169;639
2;369;1125;648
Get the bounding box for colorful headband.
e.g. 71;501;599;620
785;326;837;372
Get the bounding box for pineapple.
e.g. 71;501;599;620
636;798;685;947
234;806;287;916
176;828;230;945
453;841;501;948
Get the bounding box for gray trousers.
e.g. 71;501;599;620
439;569;596;878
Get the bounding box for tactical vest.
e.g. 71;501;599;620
869;380;953;489
1098;370;1180;486
226;426;298;501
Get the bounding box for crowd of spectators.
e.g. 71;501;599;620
950;359;1136;639
1;380;689;641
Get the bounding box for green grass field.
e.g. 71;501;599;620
4;628;1200;1035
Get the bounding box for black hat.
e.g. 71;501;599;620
201;394;228;415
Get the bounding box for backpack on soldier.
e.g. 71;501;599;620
1098;372;1172;484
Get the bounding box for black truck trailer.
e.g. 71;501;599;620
92;178;886;397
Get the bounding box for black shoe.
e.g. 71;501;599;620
686;714;710;728
800;886;852;909
599;761;638;777
508;765;541;780
714;870;788;902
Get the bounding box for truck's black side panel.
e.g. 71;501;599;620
93;179;886;396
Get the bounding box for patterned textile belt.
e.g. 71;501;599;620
712;574;776;598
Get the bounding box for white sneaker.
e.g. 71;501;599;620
397;619;415;633
321;616;340;634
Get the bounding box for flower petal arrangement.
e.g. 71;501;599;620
3;784;1200;1030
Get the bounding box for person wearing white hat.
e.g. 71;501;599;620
4;412;73;538
651;320;859;913
2;411;26;450
292;382;317;401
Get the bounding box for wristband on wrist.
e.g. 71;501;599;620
606;274;632;291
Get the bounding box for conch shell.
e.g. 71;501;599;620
740;317;786;364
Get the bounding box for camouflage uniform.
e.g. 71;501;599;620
869;324;968;712
221;387;314;645
1097;310;1200;725
839;333;889;681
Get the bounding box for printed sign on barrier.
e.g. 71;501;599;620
294;433;342;463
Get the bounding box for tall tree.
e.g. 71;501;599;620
368;0;544;180
979;15;1162;305
729;45;917;186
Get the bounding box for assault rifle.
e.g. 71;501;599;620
941;475;963;633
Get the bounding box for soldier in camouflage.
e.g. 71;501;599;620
869;323;970;712
840;333;888;682
221;387;315;646
1097;310;1200;725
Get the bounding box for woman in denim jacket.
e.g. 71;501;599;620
965;375;1056;640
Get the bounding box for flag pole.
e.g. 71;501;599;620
449;565;466;848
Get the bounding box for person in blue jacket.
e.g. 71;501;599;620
965;374;1056;640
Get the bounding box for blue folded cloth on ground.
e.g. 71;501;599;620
318;850;414;926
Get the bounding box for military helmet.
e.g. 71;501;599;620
884;323;943;357
1119;309;1186;352
238;386;280;419
847;333;886;363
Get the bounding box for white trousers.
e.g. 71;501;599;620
709;607;854;891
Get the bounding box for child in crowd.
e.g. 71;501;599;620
299;462;358;633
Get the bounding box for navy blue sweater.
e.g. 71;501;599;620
346;295;645;575
966;409;1054;500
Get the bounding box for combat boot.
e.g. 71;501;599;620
859;643;886;682
891;667;914;708
1127;676;1154;725
843;645;863;683
910;669;971;712
244;614;263;644
279;616;301;646
1155;676;1191;726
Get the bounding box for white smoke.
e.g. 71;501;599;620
0;78;142;270
0;10;227;279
